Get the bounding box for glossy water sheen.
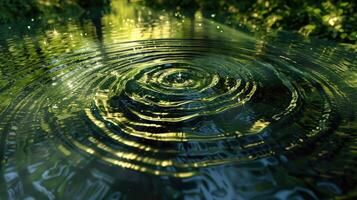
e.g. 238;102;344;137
0;1;356;199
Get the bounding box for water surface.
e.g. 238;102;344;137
0;1;356;199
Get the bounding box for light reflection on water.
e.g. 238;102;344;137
0;1;356;199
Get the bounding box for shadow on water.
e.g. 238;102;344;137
0;0;356;199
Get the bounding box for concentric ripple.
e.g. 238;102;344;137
2;37;352;180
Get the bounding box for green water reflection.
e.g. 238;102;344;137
0;1;356;199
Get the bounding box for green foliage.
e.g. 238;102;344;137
1;0;356;46
0;0;38;22
0;0;90;23
142;0;357;46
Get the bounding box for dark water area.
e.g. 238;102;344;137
0;1;356;199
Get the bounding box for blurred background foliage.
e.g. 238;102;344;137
0;0;109;22
1;0;356;47
141;0;357;47
0;0;82;21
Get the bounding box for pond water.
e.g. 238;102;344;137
0;1;356;199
